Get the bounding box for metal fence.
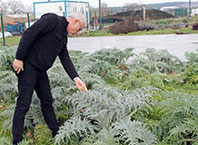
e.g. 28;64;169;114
0;13;33;46
33;0;90;29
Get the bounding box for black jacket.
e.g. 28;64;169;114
15;13;79;80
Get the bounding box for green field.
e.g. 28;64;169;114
0;45;198;145
1;15;198;145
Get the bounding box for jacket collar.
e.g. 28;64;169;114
61;16;69;35
55;16;69;40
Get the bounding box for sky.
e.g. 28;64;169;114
1;0;192;7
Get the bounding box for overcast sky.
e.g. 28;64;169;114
2;0;193;7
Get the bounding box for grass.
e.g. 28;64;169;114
78;30;113;37
148;16;198;25
0;36;21;47
126;27;198;35
79;27;198;37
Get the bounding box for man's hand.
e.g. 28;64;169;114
12;59;24;74
74;78;88;93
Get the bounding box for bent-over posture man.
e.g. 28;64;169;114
12;13;88;145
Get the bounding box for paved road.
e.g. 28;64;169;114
68;34;198;61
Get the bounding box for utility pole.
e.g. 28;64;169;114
189;0;191;17
99;0;103;30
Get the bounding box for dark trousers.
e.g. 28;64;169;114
12;63;59;145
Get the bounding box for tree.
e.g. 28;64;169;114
0;1;8;14
7;0;25;14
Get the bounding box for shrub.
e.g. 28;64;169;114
110;18;138;34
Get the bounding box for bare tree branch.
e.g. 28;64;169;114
7;0;25;14
0;1;8;14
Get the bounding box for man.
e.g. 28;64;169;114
12;13;88;145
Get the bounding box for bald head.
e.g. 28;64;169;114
68;13;86;25
66;13;86;35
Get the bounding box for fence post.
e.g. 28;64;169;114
0;14;5;46
102;11;104;27
86;11;89;30
89;11;92;23
27;13;30;28
94;11;97;30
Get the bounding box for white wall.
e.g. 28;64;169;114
34;1;89;26
35;2;65;18
192;9;198;16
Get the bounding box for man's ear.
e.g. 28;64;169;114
74;19;79;24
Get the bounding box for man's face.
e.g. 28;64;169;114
67;19;85;35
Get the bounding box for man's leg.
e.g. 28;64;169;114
12;69;37;145
35;72;59;137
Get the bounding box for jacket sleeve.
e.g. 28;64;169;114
15;13;58;61
58;46;79;80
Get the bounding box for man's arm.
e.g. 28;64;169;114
15;13;58;60
58;47;79;80
59;47;88;93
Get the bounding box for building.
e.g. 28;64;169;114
33;0;90;27
192;8;198;16
160;6;187;17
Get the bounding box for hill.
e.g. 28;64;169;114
146;2;193;9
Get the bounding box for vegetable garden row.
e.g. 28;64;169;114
0;46;198;145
